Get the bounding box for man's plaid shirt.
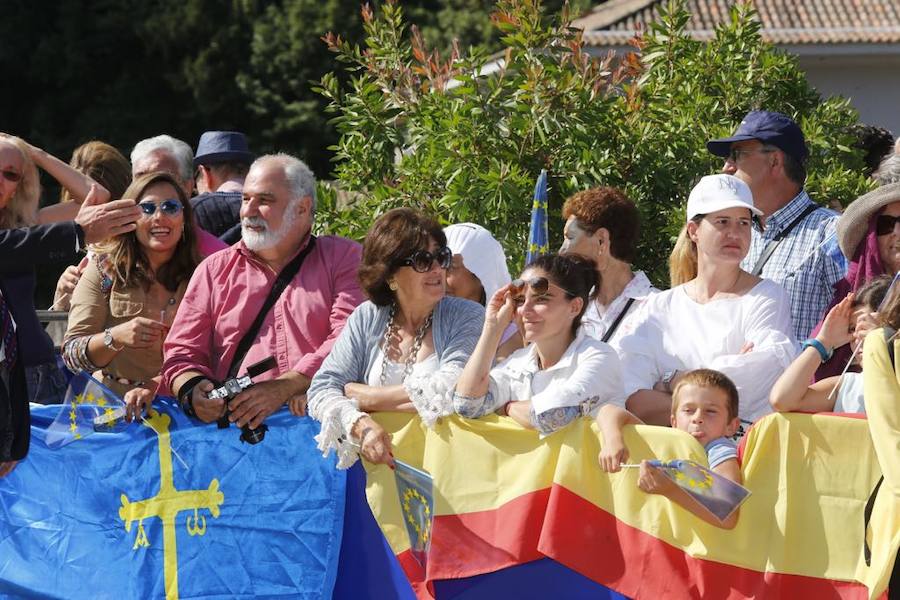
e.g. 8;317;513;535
741;190;846;341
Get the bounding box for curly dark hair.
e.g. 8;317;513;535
523;253;599;336
561;187;640;263
358;207;447;306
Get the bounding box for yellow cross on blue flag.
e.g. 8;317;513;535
526;169;550;266
1;398;350;598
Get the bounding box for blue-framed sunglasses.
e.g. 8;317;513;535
397;246;452;273
138;199;184;217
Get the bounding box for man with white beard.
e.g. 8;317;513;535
162;153;364;428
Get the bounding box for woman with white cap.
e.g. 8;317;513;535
618;174;797;430
445;223;523;360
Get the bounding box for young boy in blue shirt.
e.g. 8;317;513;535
596;368;742;528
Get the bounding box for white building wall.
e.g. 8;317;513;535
793;48;900;135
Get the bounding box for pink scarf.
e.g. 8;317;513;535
812;214;885;380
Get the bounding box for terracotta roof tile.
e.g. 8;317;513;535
575;0;900;45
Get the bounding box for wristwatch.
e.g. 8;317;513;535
661;369;679;394
103;328;123;351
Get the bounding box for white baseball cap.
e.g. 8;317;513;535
686;174;762;221
444;223;511;301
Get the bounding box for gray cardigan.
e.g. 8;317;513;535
308;296;484;468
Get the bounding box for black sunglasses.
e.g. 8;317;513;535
1;169;23;183
876;214;900;236
138;199;184;217
397;246;452;273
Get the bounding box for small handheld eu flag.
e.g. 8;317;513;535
44;371;128;449
393;459;435;568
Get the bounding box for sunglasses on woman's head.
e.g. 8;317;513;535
397;246;452;273
876;214;900;236
138;199;184;217
1;169;22;183
510;276;576;303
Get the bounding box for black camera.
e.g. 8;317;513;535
209;356;277;444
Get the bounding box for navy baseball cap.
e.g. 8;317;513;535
707;110;808;163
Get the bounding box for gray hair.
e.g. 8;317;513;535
130;134;194;182
874;153;900;186
254;153;317;214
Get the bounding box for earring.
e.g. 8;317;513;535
388;280;398;291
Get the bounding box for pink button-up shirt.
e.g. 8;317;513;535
161;234;364;389
195;226;228;257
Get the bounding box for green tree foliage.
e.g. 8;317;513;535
315;0;871;285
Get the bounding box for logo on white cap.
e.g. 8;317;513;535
686;174;760;221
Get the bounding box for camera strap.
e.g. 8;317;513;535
227;236;317;380
750;204;817;276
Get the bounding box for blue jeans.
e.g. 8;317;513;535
25;360;68;405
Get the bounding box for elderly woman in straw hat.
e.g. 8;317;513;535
811;182;900;379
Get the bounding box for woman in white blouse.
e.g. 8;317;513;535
454;253;625;435
619;174;797;429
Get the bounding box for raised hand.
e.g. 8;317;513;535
485;284;516;331
53;255;89;310
74;184;140;244
817;292;854;350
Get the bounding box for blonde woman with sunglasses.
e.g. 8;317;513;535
454;253;625;435
63;172;201;422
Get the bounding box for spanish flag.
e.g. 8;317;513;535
364;412;899;599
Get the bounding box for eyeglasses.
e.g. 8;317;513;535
510;276;576;303
876;214;900;236
138;199;184;217
727;148;775;163
397;246;452;272
1;169;22;183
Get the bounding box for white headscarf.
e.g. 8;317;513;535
444;223;511;302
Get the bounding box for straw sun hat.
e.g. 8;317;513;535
836;182;900;259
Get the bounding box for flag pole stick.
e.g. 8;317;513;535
141;416;190;470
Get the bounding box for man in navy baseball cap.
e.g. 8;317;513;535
706;110;845;341
707;110;808;165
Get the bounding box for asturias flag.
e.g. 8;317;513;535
1;399;347;599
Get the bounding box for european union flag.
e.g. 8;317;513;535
526;169;550;266
393;459;434;568
0;398;346;598
651;459;751;523
45;371;127;449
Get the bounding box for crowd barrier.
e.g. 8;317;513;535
365;412;899;599
0;402;896;598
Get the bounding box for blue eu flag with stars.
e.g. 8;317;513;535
526;169;550;266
